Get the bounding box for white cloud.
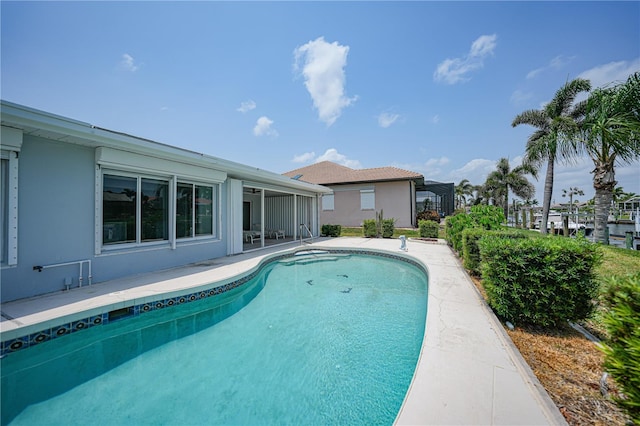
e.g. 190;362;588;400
315;148;362;168
425;157;450;168
422;156;450;178
237;100;256;113
526;55;573;79
470;34;497;58
434;34;497;84
120;53;139;72
377;112;400;128
578;58;640;89
448;158;497;185
253;116;278;137
431;114;440;124
293;37;357;126
293;151;316;163
510;89;534;104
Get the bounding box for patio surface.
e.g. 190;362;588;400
0;237;567;425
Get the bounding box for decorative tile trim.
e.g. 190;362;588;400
0;249;424;357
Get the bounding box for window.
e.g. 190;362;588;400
1;151;18;266
103;174;169;245
1;158;8;264
322;194;334;211
177;182;215;239
360;189;375;210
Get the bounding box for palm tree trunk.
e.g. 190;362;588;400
540;158;555;235
503;187;509;224
592;161;617;244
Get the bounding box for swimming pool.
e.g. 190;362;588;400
1;250;428;425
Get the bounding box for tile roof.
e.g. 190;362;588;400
283;161;423;185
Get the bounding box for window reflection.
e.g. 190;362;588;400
103;175;136;244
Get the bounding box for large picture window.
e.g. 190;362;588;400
103;174;169;245
177;182;215;239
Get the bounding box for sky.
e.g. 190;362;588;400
2;1;639;205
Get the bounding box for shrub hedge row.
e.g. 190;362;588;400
363;218;395;238
599;273;640;423
478;236;601;327
418;220;439;238
462;228;529;276
321;224;342;237
445;205;504;253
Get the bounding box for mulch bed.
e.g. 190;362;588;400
469;276;630;425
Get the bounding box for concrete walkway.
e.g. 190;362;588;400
1;237;566;425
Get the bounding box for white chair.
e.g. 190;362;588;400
274;230;285;239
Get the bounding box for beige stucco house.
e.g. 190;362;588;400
284;161;425;228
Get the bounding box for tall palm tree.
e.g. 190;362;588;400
454;179;474;209
484;157;537;221
577;72;640;243
512;78;591;234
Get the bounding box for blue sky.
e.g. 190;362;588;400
2;1;639;204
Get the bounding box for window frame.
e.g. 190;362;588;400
100;170;171;250
360;189;375;211
1;150;19;267
322;193;335;211
96;167;221;255
175;179;218;240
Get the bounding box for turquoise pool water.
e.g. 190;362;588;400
1;252;428;425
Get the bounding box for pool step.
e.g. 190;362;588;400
278;253;351;266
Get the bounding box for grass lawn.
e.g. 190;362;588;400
339;226;445;239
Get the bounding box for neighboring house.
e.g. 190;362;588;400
0;101;330;302
284;161;454;228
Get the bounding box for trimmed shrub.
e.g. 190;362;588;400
382;218;395;238
416;210;440;223
445;213;472;253
469;205;505;230
599;273;640;423
446;205;504;254
461;229;529;276
363;219;377;237
321;224;342;237
419;220;439;238
478;236;601;327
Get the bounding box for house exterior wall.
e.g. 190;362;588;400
1;101;331;303
319;180;414;228
0;135;228;302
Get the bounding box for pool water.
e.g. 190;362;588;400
2;253;428;425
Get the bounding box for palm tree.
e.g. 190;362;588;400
484;157;537;221
512;78;591;234
454;179;474;209
577;72;640;243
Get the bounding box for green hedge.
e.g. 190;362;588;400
419;220;439;238
321;224;342;237
599;273;640;423
478;236;601;327
462;229;529;276
446;205;504;253
363;219;377;237
382;218;395;238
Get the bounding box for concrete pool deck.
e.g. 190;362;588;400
0;237;566;425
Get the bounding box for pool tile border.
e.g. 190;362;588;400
1;249;425;357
